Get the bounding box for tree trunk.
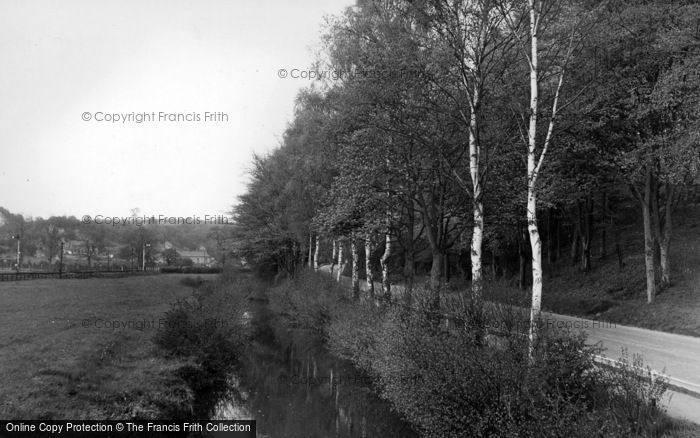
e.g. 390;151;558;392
471;198;484;299
403;205;415;305
314;235;320;271
526;0;565;359
642;169;656;303
365;233;375;301
308;233;314;269
430;249;443;296
614;221;624;270
600;191;608;259
581;196;593;273
659;183;674;289
351;236;360;300
336;240;344;283
380;230;391;300
331;239;338;277
570;211;580;264
469;79;484;300
651;173;662;268
527;189;543;358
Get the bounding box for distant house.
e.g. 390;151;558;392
176;248;216;266
63;240;84;255
62;240;99;256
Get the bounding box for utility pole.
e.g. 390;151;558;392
12;235;20;272
130;247;135;272
59;241;64;278
142;243;150;271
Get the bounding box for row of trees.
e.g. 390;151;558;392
232;0;700;349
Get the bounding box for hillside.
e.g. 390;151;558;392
487;205;700;337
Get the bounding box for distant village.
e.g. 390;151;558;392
0;208;227;272
0;239;218;271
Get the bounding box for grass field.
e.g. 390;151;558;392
0;274;218;419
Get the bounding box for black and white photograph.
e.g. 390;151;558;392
1;0;699;437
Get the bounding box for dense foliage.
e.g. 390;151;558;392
232;0;700;310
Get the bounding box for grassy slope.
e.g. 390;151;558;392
481;205;700;338
0;274;216;419
544;205;700;337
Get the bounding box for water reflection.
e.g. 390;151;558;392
213;306;417;438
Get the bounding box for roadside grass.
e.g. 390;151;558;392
0;274;218;419
662;419;700;438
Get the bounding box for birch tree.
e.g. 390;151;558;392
408;0;516;300
498;0;592;356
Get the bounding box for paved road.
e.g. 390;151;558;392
542;311;700;393
542;311;700;424
317;265;700;423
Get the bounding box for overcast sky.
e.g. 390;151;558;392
0;0;351;219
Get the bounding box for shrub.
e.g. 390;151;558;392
153;277;249;401
327;286;669;437
268;270;346;330
267;274;672;438
596;349;670;436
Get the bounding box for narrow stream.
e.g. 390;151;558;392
211;301;418;438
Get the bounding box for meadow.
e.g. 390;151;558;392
0;274;218;419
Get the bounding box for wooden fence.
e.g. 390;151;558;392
0;267;161;282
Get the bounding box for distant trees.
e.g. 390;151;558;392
0;208;226;270
163;248;180;266
232;90;336;275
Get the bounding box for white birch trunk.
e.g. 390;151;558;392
314;235;320;271
365;233;374;300
470;103;484;299
351;236;360;299
336;240;344;283
468;18;486;301
380;231;391;300
527;1;542;358
525;0;568;359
